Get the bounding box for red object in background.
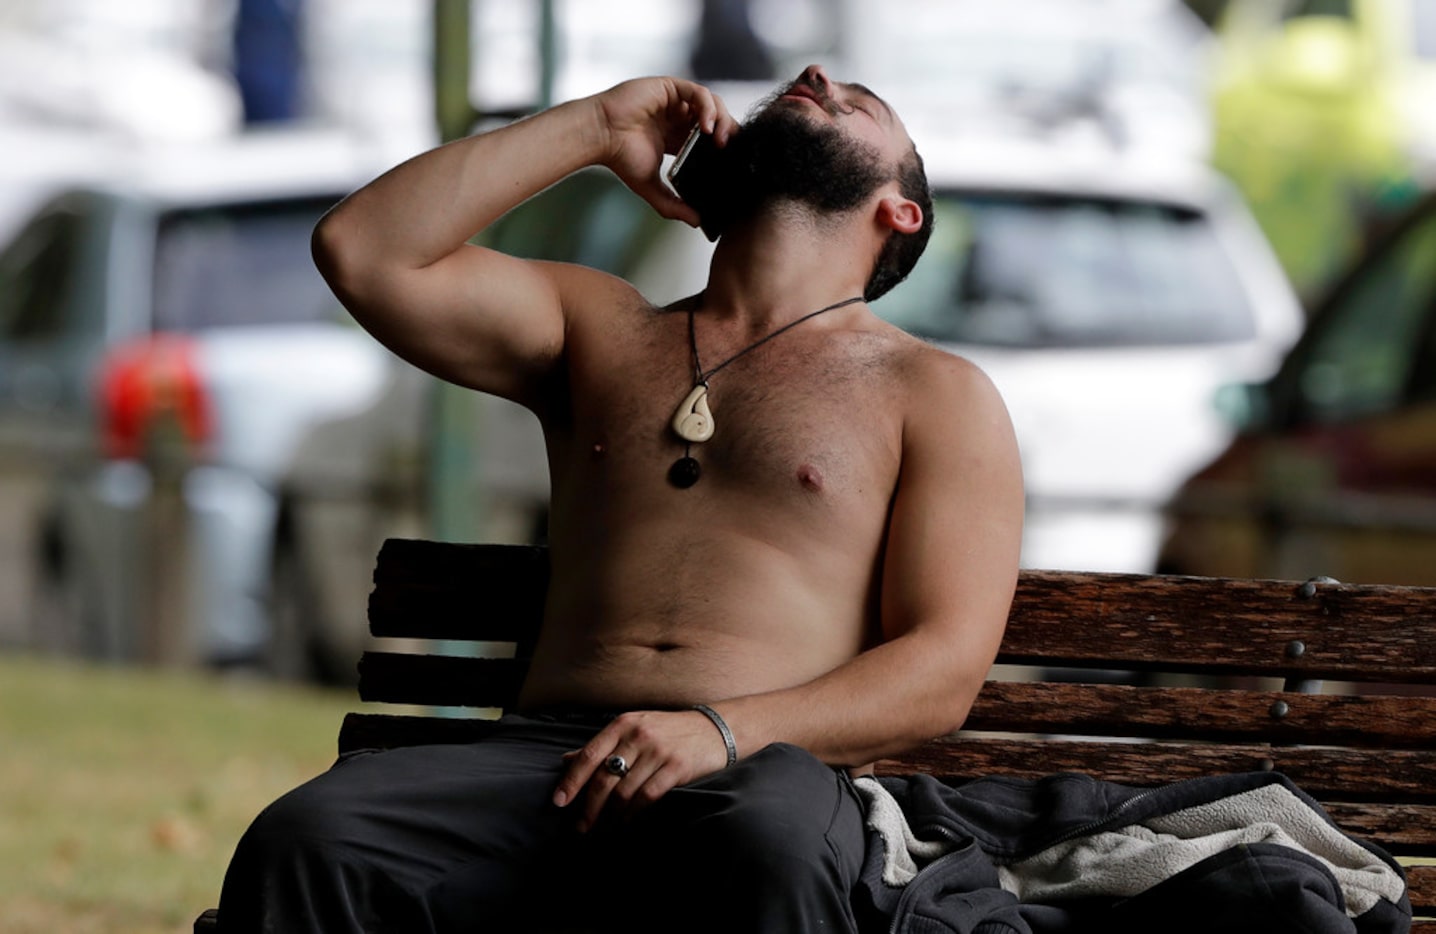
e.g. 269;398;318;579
99;335;213;460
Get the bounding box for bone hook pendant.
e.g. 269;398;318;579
671;384;715;443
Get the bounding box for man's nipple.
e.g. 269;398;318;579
797;463;824;492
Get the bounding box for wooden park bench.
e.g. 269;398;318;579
197;538;1436;931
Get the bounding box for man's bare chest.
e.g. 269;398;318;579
560;316;906;500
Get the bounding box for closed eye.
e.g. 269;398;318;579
839;100;876;120
843;82;893;125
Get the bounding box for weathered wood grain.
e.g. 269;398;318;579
1001;570;1436;682
1407;865;1435;916
1321;802;1436;854
966;680;1436;748
875;737;1436;802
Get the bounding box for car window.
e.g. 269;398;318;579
0;207;83;343
1286;203;1436;423
151;196;342;331
874;193;1256;348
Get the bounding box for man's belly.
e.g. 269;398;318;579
516;542;874;710
517;629;814;710
515;472;893;706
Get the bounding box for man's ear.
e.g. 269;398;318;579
876;195;923;235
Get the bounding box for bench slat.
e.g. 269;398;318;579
371;539;548;591
1408;865;1435;917
879;738;1436;803
357;653;529;708
367;591;541;645
1322;803;1436;854
368;540;547;645
340;711;501;753
966;680;1436;748
1000;572;1436;683
367;543;1436;683
356;653;1432;749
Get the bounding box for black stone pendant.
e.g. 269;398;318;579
668;456;701;488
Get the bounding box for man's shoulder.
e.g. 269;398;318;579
871;324;1000;403
526;260;671;333
871;329;1013;453
537;259;646;305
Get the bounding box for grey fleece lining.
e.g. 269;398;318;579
856;779;1405;917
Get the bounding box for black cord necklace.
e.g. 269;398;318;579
667;295;864;488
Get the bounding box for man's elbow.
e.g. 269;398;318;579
924;652;996;739
311;212;353;292
311;211;383;316
932;690;980;739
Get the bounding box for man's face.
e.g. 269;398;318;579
723;68;908;222
733;94;886;215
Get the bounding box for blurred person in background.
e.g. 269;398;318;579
215;63;1023;932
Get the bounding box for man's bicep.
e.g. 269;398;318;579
335;243;572;405
880;357;1024;661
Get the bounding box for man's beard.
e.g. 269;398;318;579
703;93;891;234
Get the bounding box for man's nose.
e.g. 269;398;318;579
799;64;831;93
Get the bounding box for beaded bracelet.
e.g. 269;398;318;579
692;704;738;768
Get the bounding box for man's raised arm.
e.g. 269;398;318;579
310;78;737;407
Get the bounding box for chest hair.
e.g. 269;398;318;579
568;308;908;495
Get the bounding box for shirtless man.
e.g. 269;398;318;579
217;65;1023;932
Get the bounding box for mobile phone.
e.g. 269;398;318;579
667;125;731;242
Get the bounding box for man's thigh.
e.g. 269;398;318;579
336;718;585;861
608;743;867;933
221;713;605;929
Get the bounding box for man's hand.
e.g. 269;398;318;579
592;77;739;228
553;709;732;832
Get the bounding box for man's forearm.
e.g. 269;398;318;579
711;625;998;769
313;96;609;284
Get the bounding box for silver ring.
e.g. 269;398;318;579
604;754;630;778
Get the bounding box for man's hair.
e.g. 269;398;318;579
864;146;934;303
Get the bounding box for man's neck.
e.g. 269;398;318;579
701;204;872;329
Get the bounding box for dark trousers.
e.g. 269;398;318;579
217;713;866;933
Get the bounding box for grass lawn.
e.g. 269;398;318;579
0;652;359;933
